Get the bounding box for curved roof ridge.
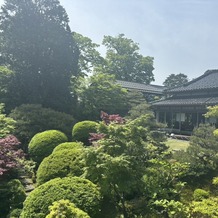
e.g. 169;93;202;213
167;69;218;93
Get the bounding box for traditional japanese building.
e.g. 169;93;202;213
152;69;218;134
116;80;165;102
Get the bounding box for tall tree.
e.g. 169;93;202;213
101;34;154;84
77;73;128;120
72;32;104;77
163;73;188;89
0;0;79;113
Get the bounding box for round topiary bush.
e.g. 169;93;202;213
20;177;101;218
36;148;85;185
28;130;68;165
72;121;98;145
193;188;210;201
46;199;90;218
52;142;84;153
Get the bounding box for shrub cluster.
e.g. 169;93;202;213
10;104;75;147
46;199;90;218
20;177;101;218
28;130;67;165
36;147;85;185
52;142;84;153
72;121;98;145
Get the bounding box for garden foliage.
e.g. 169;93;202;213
28;130;68;165
46;199;90;218
0;179;26;218
36;147;85;185
0;104;16;139
84;113;170;217
20;177;101;218
10;104;75;146
173;124;218;179
0;135;24;178
193;189;209;201
72;120;98;145
52;142;84;153
76;73;128;120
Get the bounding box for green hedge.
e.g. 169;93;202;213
36;148;85;185
72;121;98;145
28;130;68;165
52;142;84;153
20;177;101;218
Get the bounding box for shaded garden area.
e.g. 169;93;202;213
0;0;218;217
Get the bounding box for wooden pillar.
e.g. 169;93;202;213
179;112;181;132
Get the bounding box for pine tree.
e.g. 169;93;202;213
0;0;79;113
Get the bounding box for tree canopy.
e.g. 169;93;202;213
0;0;79;113
163;73;188;88
77;73;128;120
72;32;104;77
101;34;154;84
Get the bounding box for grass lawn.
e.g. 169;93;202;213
166;138;190;151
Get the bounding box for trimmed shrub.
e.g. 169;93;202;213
52;142;84;153
36;148;85;185
10;104;75;148
28;130;68;165
193;189;209;201
20;177;101;218
46;199;90;218
72;120;98;145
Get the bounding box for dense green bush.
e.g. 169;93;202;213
193;189;209;201
36;148;85;185
20;177;101;218
28;130;68;165
173;124;218;179
46;199;90;218
191;197;218;217
0;179;26;218
72;120;98;145
10;104;75;148
52;142;84;153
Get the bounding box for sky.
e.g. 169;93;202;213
1;0;218;85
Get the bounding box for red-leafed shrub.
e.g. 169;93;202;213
0;135;24;179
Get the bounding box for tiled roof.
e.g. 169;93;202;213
116;80;165;94
167;69;218;93
152;97;218;106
